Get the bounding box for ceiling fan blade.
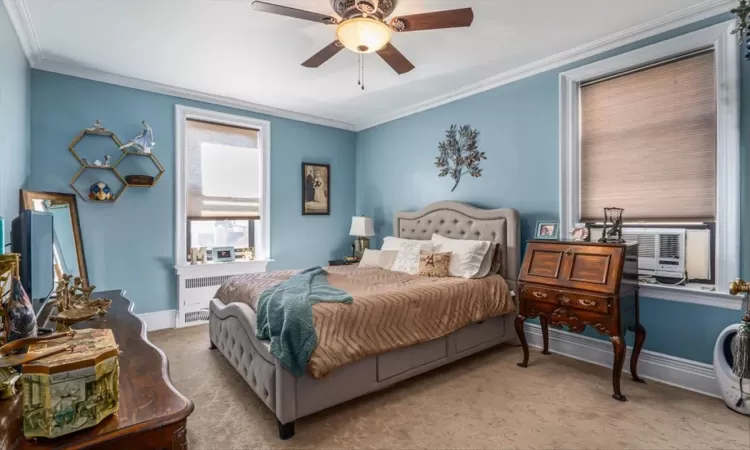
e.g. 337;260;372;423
376;43;415;75
390;8;473;32
251;1;338;24
302;41;344;68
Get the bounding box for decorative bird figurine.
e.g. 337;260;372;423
120;121;155;154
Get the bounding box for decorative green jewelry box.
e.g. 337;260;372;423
21;328;119;439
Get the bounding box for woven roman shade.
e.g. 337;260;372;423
186;119;261;219
580;51;716;222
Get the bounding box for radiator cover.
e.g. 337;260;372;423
175;260;269;327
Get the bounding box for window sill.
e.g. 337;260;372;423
638;282;746;310
174;259;272;277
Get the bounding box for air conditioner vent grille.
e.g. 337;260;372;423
659;234;682;260
622;233;656;258
185;275;234;289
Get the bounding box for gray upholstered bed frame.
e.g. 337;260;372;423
208;201;521;439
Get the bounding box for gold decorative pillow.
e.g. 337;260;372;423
418;251;452;277
490;243;504;275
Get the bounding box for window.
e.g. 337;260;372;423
560;21;740;303
175;107;271;264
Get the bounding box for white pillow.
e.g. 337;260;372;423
378;250;398;270
431;233;492;278
381;236;434;252
391;241;434;275
358;249;381;267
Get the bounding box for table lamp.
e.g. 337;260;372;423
349;216;374;259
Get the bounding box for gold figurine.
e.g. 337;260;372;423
729;279;750;296
50;274;111;332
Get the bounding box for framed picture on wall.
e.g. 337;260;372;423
302;163;330;215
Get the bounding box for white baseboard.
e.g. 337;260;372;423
138;309;177;332
524;323;719;398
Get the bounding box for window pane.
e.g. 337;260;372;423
189;220;253;250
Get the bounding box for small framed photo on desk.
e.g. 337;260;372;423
534;221;559;240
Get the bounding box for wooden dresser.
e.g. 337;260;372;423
515;240;645;401
0;291;194;450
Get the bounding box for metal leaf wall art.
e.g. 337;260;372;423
435;124;485;192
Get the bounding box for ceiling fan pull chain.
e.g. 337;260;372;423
357;53;361;87
362;55;365;90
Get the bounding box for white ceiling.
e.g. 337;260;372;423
6;0;734;130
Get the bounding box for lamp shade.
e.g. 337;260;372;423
336;17;391;54
349;216;375;237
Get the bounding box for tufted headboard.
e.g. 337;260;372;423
394;201;521;284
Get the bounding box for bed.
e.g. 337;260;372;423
208;201;521;439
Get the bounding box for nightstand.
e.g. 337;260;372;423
328;259;359;266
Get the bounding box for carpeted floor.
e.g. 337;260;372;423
150;325;750;449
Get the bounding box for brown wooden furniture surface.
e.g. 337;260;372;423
515;240;645;401
0;290;194;450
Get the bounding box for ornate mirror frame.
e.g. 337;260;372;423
20;190;89;288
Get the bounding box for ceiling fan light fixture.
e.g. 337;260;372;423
336;17;391;54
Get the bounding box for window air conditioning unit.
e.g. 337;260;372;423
622;228;686;279
590;227;687;280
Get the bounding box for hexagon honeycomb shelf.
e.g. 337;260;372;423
114;150;165;188
70;166;128;203
68;121;164;203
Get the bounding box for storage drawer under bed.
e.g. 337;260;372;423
377;338;447;381
454;316;506;353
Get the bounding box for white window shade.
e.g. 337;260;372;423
186;119;261;219
580;51;716;222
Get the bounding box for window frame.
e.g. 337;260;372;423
559;21;740;306
174;105;271;266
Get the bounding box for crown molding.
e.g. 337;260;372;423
3;0;42;65
3;1;356;131
31;58;357;131
4;0;735;132
356;0;736;130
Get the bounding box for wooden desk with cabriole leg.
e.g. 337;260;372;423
514;240;645;401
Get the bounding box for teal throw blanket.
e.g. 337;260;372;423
255;267;353;376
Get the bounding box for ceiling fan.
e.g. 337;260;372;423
251;0;474;76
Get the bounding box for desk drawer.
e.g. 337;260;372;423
556;291;610;314
521;284;611;314
520;285;557;305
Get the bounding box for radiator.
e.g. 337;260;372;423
175;261;269;327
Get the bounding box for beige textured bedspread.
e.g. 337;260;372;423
214;266;515;378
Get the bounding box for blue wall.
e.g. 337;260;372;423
355;15;747;364
30;71;356;313
0;4;30;244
